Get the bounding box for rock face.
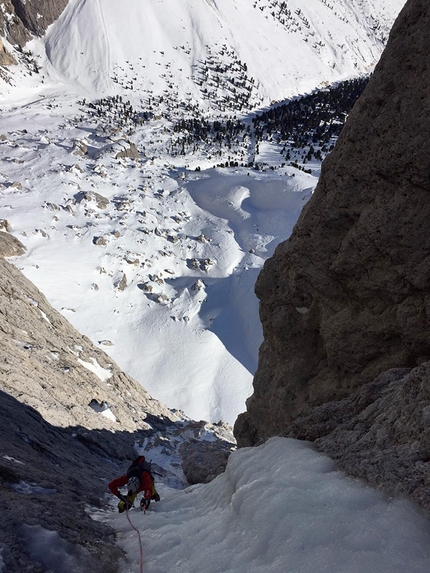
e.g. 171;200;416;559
0;252;175;432
10;0;69;37
0;391;127;573
0;0;68;48
0;38;16;65
235;0;430;447
290;365;430;513
178;421;236;484
0;234;181;571
0;231;26;257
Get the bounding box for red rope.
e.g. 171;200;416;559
126;508;144;573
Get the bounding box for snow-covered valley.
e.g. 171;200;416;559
0;99;317;423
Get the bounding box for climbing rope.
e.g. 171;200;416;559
126;507;144;573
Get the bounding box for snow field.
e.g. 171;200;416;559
38;0;403;106
0;99;315;423
107;438;430;573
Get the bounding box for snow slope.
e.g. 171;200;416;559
3;0;404;107
0;99;315;423
103;437;430;573
41;0;403;102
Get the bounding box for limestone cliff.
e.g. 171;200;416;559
0;0;68;56
0;234;174;572
235;0;430;447
0;237;175;432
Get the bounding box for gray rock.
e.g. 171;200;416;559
0;1;31;47
180;440;233;485
0;0;69;49
0;38;16;65
115;272;127;291
235;0;430;447
0;391;125;573
0;219;12;232
0;231;26;257
10;0;68;38
289;363;430;514
73;139;88;157
93;236;108;246
75;191;110;210
0;232;179;571
178;421;236;484
114;141;139;161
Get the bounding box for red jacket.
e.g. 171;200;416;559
108;472;153;500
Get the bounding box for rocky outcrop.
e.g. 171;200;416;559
11;0;69;37
0;38;16;65
0;231;26;257
289;364;430;513
178;421;236;484
0;0;68;47
235;0;430;447
0;250;175;432
0;1;30;47
114;140;140;161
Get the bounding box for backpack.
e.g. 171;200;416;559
126;456;154;483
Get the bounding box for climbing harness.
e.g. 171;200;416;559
125;507;144;573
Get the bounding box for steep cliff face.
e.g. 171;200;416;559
0;240;175;432
0;0;68;52
235;0;430;446
10;0;68;37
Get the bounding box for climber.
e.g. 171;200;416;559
108;455;160;513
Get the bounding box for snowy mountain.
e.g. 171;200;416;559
0;0;404;424
3;0;403;107
36;0;397;103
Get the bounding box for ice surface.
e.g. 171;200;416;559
106;438;430;573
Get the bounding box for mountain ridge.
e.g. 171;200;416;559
1;0;404;110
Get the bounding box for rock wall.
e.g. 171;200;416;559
0;0;68;50
10;0;69;37
0;240;175;432
289;365;430;513
235;0;430;446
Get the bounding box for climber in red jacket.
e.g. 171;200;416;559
108;455;160;512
